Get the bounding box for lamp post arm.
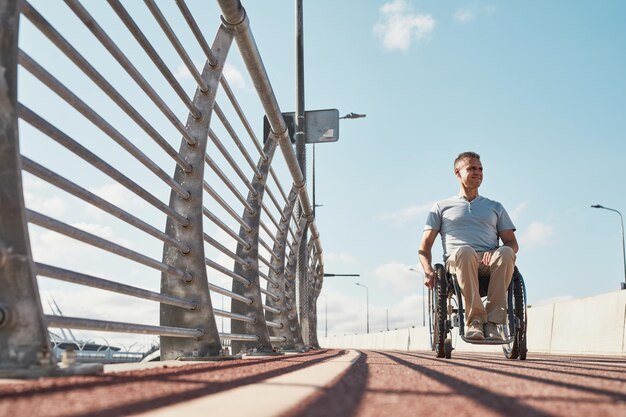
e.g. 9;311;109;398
592;205;626;289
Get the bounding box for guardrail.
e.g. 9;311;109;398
0;0;323;378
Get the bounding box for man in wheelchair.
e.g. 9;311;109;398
418;151;519;341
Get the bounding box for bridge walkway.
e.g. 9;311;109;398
1;349;625;417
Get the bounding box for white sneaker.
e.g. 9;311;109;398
466;320;485;340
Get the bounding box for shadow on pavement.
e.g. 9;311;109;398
401;351;626;403
0;349;344;417
379;351;554;417
284;351;369;417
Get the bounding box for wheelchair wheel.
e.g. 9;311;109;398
432;264;448;358
503;267;527;360
444;338;453;359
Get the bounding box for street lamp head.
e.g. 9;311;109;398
339;112;367;120
591;204;604;209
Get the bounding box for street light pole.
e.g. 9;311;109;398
295;0;311;345
591;204;626;290
355;283;369;333
409;268;426;326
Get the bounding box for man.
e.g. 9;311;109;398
418;151;519;340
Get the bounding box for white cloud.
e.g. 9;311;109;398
174;62;246;90
318;289;426;335
453;8;475;23
374;261;421;293
324;252;358;265
373;0;435;52
22;177;67;217
377;202;433;224
510;201;528;223
223;63;246;89
519;221;555;248
23;192;66;217
174;63;195;81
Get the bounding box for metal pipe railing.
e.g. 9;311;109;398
63;0;196;145
213;102;263;179
208;283;253;305
22;157;189;253
208;129;259;195
36;263;197;310
0;0;325;371
107;0;201;119
205;258;251;287
144;0;209;93
27;210;192;282
203;207;251;250
46;316;202;339
217;0;323;268
175;0;218;66
19;51;191;198
203;233;249;268
203;181;253;231
22;1;195;170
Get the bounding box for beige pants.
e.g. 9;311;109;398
446;245;516;324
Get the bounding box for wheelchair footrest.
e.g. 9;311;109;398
459;335;516;345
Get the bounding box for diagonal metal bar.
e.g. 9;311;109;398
46;316;202;339
107;0;201;118
19;51;191;198
36;263;196;310
63;0;196;145
213;102;263;179
144;0;209;92
175;0;218;66
18;104;189;226
22;156;189;253
27;209;192;282
203;207;251;250
21;0;194;169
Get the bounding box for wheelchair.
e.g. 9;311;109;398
428;263;527;360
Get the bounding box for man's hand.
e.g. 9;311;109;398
481;250;495;266
424;270;436;288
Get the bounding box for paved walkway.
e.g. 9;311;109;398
1;349;625;416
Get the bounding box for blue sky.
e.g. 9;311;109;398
17;0;626;344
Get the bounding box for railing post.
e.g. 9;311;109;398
160;25;233;360
284;216;309;350
307;242;323;348
0;0;55;377
1;1;101;377
265;186;299;349
230;132;281;355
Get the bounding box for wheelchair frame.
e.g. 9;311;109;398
429;263;528;360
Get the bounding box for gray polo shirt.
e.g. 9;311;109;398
424;195;516;259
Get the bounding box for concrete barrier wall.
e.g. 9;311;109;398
320;289;626;356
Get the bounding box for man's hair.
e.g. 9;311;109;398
454;151;481;169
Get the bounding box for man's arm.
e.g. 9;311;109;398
419;229;439;288
499;229;519;253
481;229;519;265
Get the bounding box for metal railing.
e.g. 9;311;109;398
0;0;323;378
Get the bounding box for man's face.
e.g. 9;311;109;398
455;157;483;189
